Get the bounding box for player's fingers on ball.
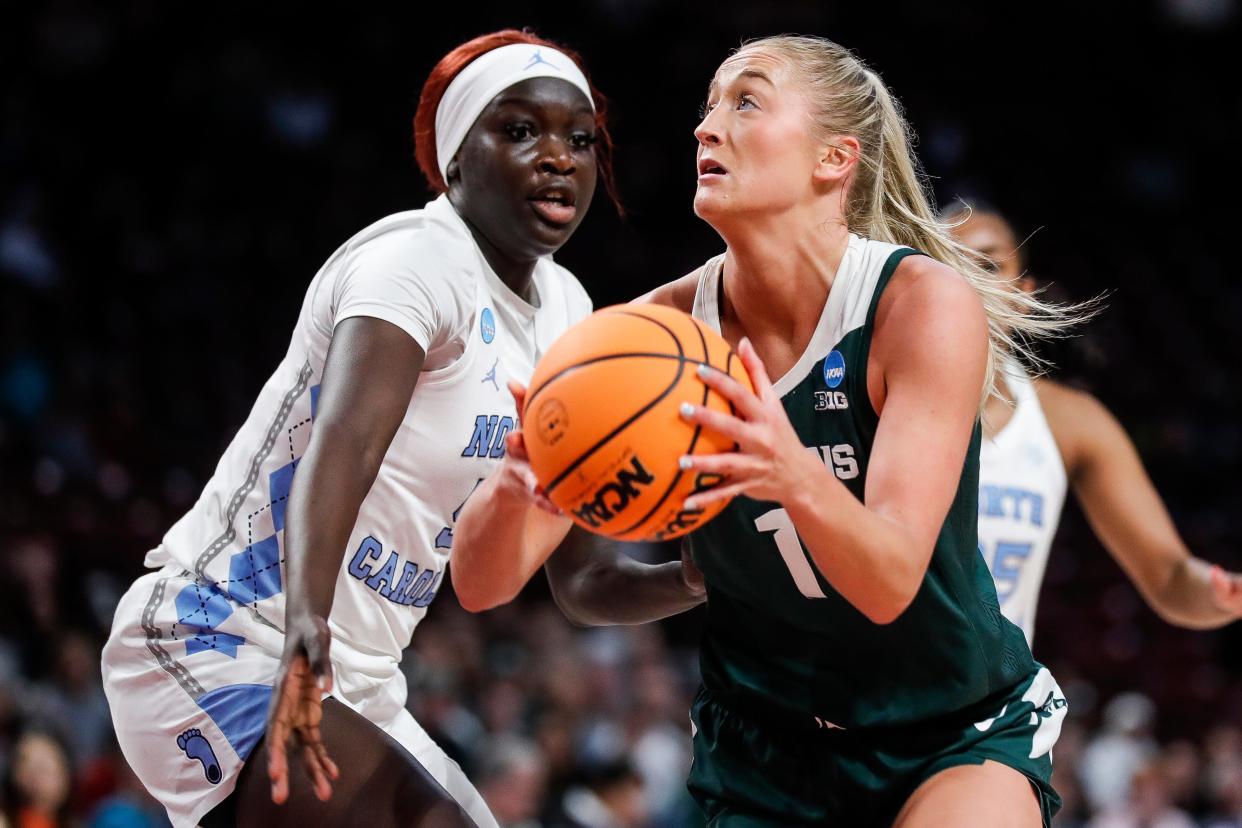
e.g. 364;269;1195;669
521;467;543;495
696;363;764;420
684;480;751;510
506;429;529;461
679;402;751;443
737;338;775;398
507;380;528;411
679;451;754;476
533;492;562;516
520;469;560;514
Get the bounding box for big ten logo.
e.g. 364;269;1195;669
807;444;859;480
651;471;725;541
572;455;655;528
347;536;442;608
461;414;515;458
814;390;849;411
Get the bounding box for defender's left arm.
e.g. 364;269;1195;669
1041;382;1242;628
544;532;705;627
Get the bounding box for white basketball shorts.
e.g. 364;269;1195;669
102;566;497;828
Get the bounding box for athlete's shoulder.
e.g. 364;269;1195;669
346;198;475;268
542;259;594;318
888;254;976;301
633;274;697;313
1032;378;1124;473
632;254;723;313
876;256;986;343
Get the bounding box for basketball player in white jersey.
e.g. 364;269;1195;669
99;30;646;828
950;204;1242;644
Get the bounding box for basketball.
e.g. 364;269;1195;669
523;304;752;542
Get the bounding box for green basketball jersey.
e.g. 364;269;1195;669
687;235;1036;730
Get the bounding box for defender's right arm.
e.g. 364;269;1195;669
451;382;577;612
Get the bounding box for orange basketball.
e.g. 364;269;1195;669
523;304;752;542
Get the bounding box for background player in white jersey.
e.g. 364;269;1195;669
949;203;1242;644
100;29;624;828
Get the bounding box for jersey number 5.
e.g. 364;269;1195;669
754;508;827;599
983;540;1033;604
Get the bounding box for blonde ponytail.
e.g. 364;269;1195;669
735;36;1097;410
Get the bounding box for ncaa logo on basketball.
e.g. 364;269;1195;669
535;399;569;446
571;455;655;528
652;472;725;540
822;350;846;388
480;307;496;343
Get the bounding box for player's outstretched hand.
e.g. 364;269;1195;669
1210;565;1242;618
503;380;563;516
267;614;340;805
676;337;820;509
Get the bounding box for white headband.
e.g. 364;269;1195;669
434;43;595;181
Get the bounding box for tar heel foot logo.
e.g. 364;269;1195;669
572;455;655;528
480;307;496;344
177;728;222;784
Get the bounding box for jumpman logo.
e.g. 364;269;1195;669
482;358;499;391
523;49;561;72
177;728;222;784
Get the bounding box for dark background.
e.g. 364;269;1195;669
2;1;1241;826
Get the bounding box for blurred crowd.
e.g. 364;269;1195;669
3;566;1242;827
3;0;1240;826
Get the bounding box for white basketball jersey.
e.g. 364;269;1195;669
978;363;1068;645
146;194;591;695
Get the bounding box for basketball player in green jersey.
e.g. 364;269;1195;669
453;35;1090;827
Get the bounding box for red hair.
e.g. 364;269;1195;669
413;29;622;214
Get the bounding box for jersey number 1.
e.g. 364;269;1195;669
754;508;827;599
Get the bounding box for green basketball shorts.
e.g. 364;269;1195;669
688;667;1066;827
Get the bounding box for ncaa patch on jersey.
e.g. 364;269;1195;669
480;307;496;343
823;350;845;388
